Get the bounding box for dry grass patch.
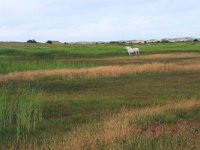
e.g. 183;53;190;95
6;99;199;150
1;63;200;82
62;99;199;149
60;99;200;150
102;99;200;140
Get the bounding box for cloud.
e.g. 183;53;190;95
0;0;200;41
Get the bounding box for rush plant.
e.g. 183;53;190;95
0;90;42;139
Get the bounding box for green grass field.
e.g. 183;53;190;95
0;42;200;74
0;42;200;149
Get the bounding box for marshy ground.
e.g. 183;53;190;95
0;42;200;149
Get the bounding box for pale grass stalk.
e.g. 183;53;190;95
1;63;200;82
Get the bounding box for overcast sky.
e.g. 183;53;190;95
0;0;200;42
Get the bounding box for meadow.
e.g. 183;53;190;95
0;41;200;149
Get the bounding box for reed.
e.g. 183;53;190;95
0;90;42;139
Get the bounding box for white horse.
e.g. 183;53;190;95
124;46;140;56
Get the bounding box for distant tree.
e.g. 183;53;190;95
144;41;147;44
27;39;37;43
46;40;53;44
109;41;117;44
193;39;199;42
64;42;67;45
109;41;122;44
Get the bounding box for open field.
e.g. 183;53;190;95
0;42;200;149
1;42;200;74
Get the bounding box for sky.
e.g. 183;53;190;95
0;0;200;42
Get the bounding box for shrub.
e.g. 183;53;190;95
27;39;37;43
161;39;170;43
46;40;53;44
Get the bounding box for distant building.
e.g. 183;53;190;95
173;37;194;42
161;37;194;43
146;39;159;43
64;37;198;45
131;40;145;44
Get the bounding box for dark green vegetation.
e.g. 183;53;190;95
0;42;200;149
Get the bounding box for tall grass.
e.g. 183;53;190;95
1;42;200;149
0;90;42;139
0;60;100;75
4;99;199;150
1;63;200;82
